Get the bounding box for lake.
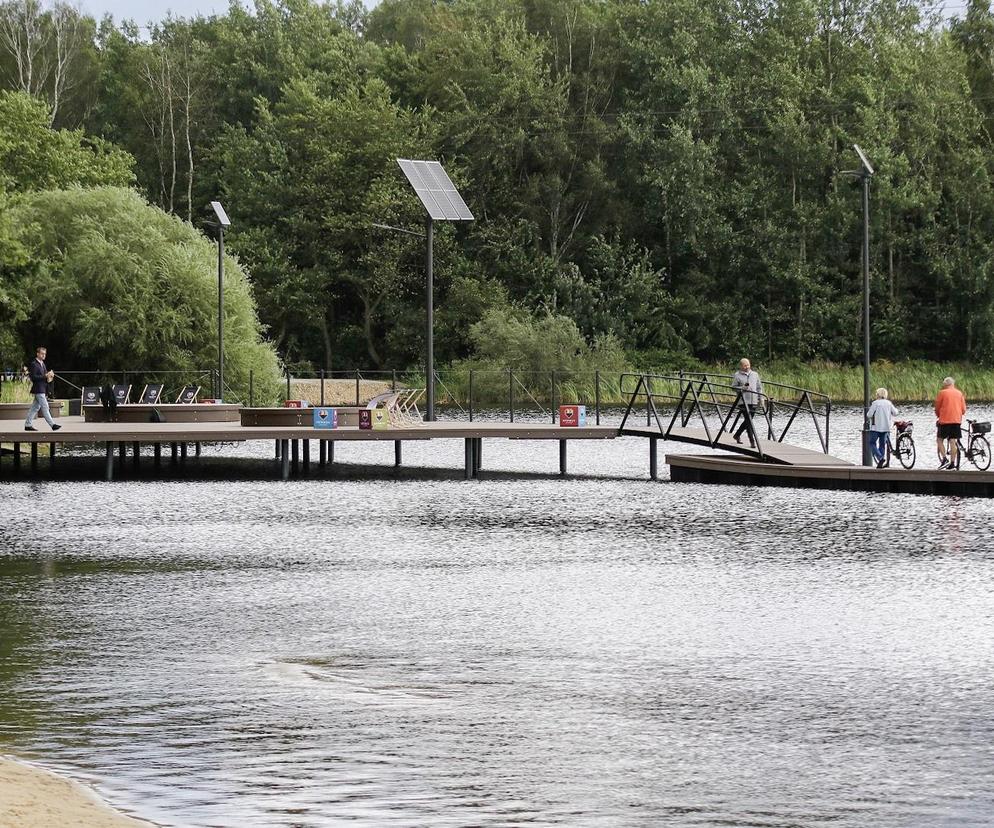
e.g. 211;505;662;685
1;404;993;827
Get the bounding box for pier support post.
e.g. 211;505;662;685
291;439;299;470
395;440;402;467
650;437;658;481
180;443;188;462
559;439;567;477
170;442;178;464
319;441;326;467
154;443;161;467
195;442;201;457
303;440;310;470
118;442;125;462
12;443;20;473
105;442;114;481
132;441;140;469
49;442;56;471
281;439;290;481
328;441;335;465
30;442;38;472
474;438;482;472
464;438;473;479
275;440;281;460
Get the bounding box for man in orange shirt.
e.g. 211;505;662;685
935;376;967;469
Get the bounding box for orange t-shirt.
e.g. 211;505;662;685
934;387;967;424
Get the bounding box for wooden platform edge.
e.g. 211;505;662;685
666;454;994;498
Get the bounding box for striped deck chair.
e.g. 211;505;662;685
365;391;403;425
395;388;424;425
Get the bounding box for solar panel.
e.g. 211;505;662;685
396;159;474;221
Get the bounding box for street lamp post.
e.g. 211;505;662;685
209;201;230;401
849;146;874;466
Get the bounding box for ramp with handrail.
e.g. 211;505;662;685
618;372;851;466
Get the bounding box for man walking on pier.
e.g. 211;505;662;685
935;376;966;469
732;358;763;447
23;346;61;432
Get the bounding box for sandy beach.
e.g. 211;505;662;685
0;757;154;828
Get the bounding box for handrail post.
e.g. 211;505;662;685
646;375;651;426
509;369;514;423
320;369;325;406
825;399;831;453
392;369;397;391
551;370;556;424
286;372;291;402
355;369;360;406
595;370;600;425
469;370;474;422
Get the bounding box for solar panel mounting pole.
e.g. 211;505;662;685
394;159;474;424
426;215;434;421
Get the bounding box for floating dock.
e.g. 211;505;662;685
667;454;994;498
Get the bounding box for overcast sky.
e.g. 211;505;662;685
80;0;228;24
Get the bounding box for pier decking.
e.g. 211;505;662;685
0;416;620;480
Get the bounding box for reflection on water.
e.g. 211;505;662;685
1;407;994;827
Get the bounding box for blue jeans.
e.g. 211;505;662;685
25;393;55;427
870;430;888;465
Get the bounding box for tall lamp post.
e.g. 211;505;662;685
207;201;231;401
844;146;874;466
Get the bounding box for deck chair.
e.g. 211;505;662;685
138;383;163;404
81;386;101;406
365;391;403;424
395;388;424;425
113;384;132;404
176;385;200;404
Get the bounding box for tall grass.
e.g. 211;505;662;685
0;380;31;404
424;361;994;408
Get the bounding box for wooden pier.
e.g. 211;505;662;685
0;416;619;481
667;454;994;498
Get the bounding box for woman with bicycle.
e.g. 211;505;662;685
867;387;899;468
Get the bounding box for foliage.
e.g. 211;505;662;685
5;0;994;379
5;187;284;403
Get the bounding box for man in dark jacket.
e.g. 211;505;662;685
23;346;61;431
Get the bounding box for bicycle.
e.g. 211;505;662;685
949;419;992;471
881;420;916;469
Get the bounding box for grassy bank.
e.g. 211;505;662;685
719;361;994;403
419;361;994;407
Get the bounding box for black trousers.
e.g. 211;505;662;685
733;404;760;442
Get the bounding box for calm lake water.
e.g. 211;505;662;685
1;405;993;827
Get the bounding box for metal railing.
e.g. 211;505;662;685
618;372;832;459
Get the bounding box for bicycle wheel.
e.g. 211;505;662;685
896;433;916;469
969;435;991;471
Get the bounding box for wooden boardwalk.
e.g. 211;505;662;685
667;454;994;498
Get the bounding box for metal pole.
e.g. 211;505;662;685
320;369;325;406
861;173;871;467
218;225;224;401
286;372;291;403
595;370;601;425
509;369;514;423
469;370;474;422
426;216;435;421
249;370;254;407
551;370;556;423
355;369;360;406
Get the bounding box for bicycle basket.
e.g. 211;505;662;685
971;421;991;434
895;420;913;434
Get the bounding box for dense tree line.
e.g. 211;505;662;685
4;0;994;375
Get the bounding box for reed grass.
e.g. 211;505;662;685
0;381;32;404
